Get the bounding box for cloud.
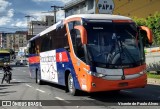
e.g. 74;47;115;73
11;19;27;28
0;0;14;26
8;18;28;32
7;9;14;17
0;0;12;12
0;10;14;26
26;10;54;21
27;10;65;23
0;17;11;26
56;10;65;21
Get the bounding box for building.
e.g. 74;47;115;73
28;21;47;36
44;16;55;26
4;32;28;52
64;0;160;18
18;47;28;57
0;33;2;48
28;16;54;40
0;33;8;49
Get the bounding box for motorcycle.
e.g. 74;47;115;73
4;71;11;84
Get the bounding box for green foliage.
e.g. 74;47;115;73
132;17;146;26
146;12;160;45
132;12;160;46
147;73;160;79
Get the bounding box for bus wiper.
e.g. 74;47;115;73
121;43;137;64
117;37;137;64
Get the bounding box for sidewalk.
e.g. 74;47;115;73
148;78;160;85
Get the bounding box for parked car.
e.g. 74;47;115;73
15;60;28;65
22;60;28;65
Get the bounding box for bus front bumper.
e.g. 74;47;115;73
86;74;147;93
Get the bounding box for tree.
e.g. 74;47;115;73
146;12;160;45
132;17;146;26
133;12;160;46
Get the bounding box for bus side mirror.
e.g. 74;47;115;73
74;26;87;44
139;26;153;44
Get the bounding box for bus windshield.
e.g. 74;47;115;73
0;53;10;62
84;21;144;68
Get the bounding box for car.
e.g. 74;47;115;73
15;60;22;65
22;60;28;65
15;60;28;65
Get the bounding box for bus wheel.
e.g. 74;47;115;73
68;73;77;96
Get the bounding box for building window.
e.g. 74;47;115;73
88;0;94;10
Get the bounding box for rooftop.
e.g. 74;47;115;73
64;0;85;9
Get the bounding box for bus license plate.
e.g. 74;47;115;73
119;82;128;87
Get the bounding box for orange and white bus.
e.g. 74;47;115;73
28;14;153;95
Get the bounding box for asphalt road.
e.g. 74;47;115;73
0;65;160;109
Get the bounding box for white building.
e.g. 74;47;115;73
64;0;114;17
5;32;27;52
28;16;54;36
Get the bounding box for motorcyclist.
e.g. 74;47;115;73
1;63;12;84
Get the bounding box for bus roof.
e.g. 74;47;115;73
65;14;132;21
29;14;132;41
29;20;63;41
0;50;10;53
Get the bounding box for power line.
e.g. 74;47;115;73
51;5;64;24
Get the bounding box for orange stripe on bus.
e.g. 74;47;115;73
112;20;133;23
64;17;81;24
124;64;146;75
29;56;40;64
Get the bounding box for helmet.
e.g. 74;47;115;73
4;63;7;66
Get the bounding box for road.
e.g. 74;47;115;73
0;65;160;109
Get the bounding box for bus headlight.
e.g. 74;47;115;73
88;71;105;78
139;70;146;75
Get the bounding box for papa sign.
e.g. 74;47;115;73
96;0;114;14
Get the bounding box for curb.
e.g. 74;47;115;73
147;78;160;85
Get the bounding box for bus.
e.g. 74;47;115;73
28;14;153;95
0;50;11;67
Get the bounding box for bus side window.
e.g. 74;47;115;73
76;30;85;60
41;36;51;52
71;29;85;61
49;25;69;50
29;40;36;54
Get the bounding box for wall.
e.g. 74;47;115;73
64;0;160;18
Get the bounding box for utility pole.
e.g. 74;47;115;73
51;5;63;24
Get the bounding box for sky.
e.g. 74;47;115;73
0;0;71;33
